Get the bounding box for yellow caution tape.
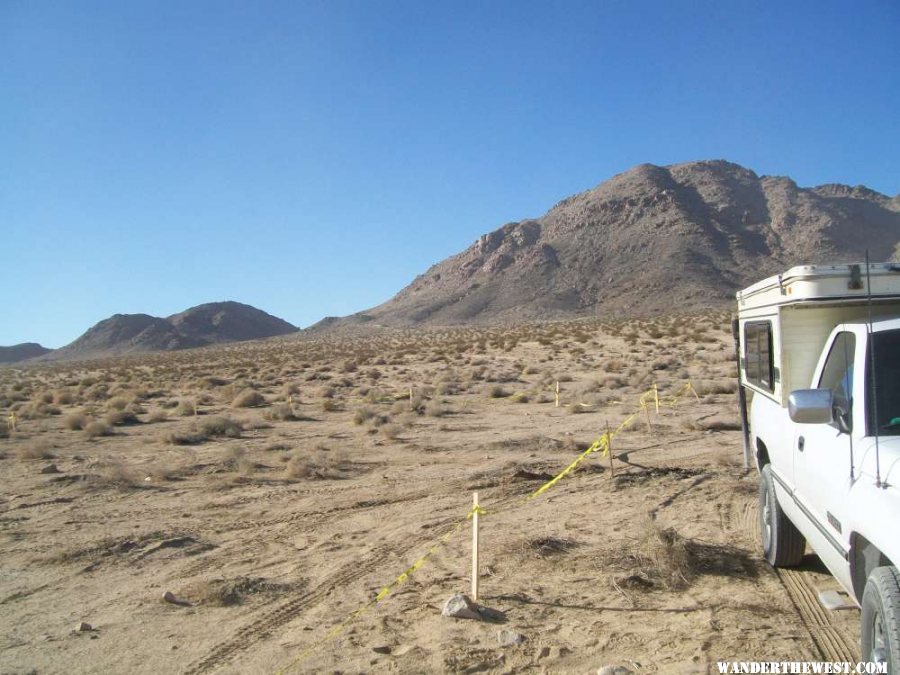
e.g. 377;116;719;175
274;381;701;674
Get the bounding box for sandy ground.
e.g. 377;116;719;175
0;314;860;674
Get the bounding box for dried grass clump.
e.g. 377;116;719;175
175;400;196;417
93;460;138;489
627;518;691;591
284;447;349;480
16;440;56;460
231;389;266;408
353;406;376;425
200;416;242;439
263;403;298;421
147;410;168;423
65;413;88;430
487;385;509;399
105;410;140;427
84;421;114;438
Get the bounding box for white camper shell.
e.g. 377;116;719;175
736;263;900;406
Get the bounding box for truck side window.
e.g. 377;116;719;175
866;328;900;437
818;332;855;432
744;321;774;392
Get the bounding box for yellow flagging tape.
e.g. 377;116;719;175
274;381;699;674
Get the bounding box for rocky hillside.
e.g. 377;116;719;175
47;302;297;361
0;343;51;364
327;160;899;328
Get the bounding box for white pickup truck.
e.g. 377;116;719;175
736;263;900;671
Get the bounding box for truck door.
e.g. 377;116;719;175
793;330;857;561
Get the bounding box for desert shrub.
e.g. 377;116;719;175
263;404;297;421
321;399;340;412
53;390;74;405
93;460;138;488
353;406;376;425
175;400;196;417
16;440;55;460
487;385;509;399
380;423;401;441
105;410;140;426
200;416;242;438
231;389;266;408
425;401;447;417
107;397;129;411
84;421;113;438
147;410;168;423
64;413;88;431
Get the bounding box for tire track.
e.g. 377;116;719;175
183;543;397;674
183;512;461;675
777;568;858;662
744;502;857;662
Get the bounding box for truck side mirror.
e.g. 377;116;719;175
788;389;834;424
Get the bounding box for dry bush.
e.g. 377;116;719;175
175;400;196;417
321;399;340;412
487;385;509;399
424;401;449;416
105;410;140;427
93;460;138;488
147;410;168;423
379;423;401;441
353;406;376;425
16;440;55;460
612;517;691;591
107;396;129;411
53;390;74;405
695;380;738;395
65;413;88;430
84;421;113;438
231;389;266;408
263;403;298;421
284;447;349;480
224;447;255;476
200;416;242;438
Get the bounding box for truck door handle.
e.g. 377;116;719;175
798;436;805;452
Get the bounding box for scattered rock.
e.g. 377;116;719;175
372;645;392;655
497;629;526;646
598;666;634;675
441;593;481;620
162;591;191;606
536;646;551;659
550;646;571;658
40;464;61;474
75;622;93;632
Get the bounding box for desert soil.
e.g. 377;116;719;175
0;314;860;674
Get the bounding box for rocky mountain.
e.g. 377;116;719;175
168;301;297;345
47;302;297;361
326;160;899;328
0;343;51;364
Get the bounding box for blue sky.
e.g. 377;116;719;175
2;0;898;348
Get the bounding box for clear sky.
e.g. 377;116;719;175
2;0;898;348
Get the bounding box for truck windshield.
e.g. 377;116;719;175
866;328;900;436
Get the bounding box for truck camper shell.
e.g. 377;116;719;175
736;263;900;407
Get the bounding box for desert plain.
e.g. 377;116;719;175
0;313;860;674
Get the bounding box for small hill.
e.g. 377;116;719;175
47;303;297;361
168;301;297;345
323;160;899;329
0;343;51;364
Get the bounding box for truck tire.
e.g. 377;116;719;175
758;465;805;567
861;566;900;673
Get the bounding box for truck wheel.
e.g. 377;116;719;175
758;465;805;566
861;566;900;673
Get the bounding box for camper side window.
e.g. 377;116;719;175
744;321;774;392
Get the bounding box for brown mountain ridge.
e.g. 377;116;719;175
320;159;899;330
42;301;297;361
